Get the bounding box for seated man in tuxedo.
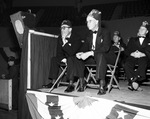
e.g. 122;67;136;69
42;20;83;92
124;21;150;91
75;9;115;95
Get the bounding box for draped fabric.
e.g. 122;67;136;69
18;28;58;119
18;27;31;119
26;90;150;119
31;33;57;89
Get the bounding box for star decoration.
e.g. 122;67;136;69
49;102;55;106
117;110;128;119
55;115;61;119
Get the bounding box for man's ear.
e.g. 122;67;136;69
95;20;99;26
69;28;72;32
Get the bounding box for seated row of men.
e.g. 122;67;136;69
42;9;150;95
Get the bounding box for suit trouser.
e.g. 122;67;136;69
49;56;76;81
124;56;148;82
74;53;116;87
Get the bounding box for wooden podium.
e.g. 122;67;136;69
10;11;36;48
0;79;12;110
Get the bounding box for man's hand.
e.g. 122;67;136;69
131;50;146;58
76;51;94;60
81;51;94;60
139;52;146;57
76;52;83;59
120;47;124;51
61;58;67;65
131;50;141;58
80;53;89;60
62;38;68;47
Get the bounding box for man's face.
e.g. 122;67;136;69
61;25;72;38
8;61;14;66
113;35;120;43
138;26;148;36
86;16;98;31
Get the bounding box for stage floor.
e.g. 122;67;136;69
40;79;150;109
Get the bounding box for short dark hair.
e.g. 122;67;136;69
8;56;16;62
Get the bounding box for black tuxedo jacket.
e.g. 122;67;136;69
56;31;83;61
125;37;150;59
80;28;111;57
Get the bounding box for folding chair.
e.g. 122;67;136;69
107;49;121;92
48;63;67;92
85;49;121;92
86;64;97;84
48;63;80;92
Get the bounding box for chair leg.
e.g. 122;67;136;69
113;76;120;89
48;66;67;92
86;67;97;84
107;69;120;93
107;77;113;93
107;77;120;92
75;79;80;90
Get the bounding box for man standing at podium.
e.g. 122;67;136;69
1;56;20;110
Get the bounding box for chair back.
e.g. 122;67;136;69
113;48;121;69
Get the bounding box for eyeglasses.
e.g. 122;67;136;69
60;27;70;30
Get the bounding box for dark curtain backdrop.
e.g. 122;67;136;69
31;34;57;89
0;26;19;47
18;28;58;119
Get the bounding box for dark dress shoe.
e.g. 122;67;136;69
42;82;53;88
128;82;139;91
97;88;106;95
131;77;138;82
131;75;141;82
128;85;134;91
128;83;134;91
78;87;84;92
78;81;87;92
64;85;74;93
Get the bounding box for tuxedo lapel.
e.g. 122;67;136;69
142;37;148;47
87;32;93;49
95;30;102;48
135;37;141;47
88;29;102;50
135;37;148;48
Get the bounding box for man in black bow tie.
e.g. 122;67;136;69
124;21;150;91
138;36;145;38
75;9;113;95
42;20;83;92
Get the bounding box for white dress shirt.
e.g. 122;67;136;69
139;37;144;45
92;33;97;50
